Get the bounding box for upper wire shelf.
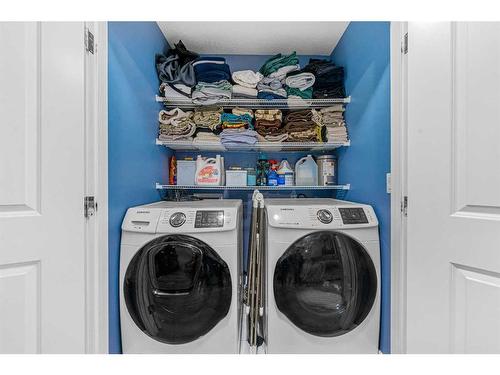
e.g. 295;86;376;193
155;183;350;191
155;96;351;109
156;139;349;152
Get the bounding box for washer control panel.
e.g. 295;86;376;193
267;204;377;229
194;210;224;228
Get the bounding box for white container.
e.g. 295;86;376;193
277;159;294;186
225;169;248;187
295;155;318;186
195;155;223;186
176;160;196;185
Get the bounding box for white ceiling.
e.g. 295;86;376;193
157;22;349;56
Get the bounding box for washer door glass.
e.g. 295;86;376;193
124;234;232;345
273;231;377;337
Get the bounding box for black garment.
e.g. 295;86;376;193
303;59;346;99
155;40;199;87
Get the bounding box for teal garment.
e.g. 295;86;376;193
259;52;299;76
286;86;313;99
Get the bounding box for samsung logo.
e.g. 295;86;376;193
280;208;295;211
136;210;150;214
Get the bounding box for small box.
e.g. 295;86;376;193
177;160;196;185
225;170;248;187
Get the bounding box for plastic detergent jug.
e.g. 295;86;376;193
277;159;294;186
195;155;223;186
295;155;318;186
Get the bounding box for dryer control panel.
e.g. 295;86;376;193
156;208;237;233
267;204;378;229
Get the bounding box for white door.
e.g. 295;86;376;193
406;22;500;353
0;22;87;353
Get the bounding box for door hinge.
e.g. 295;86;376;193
401;196;408;216
84;196;97;218
402;33;408;55
85;29;95;54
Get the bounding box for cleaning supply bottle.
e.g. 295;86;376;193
195;155;223;186
256;153;269;186
277;159;294;186
169;155;177;185
295;155;318;186
267;162;279;186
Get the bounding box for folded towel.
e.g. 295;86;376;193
268;64;301;80
158;112;196;141
257;76;283;91
284;110;314;123
193;107;222;130
159;108;190;125
193;57;231;83
286;86;313;99
257;89;287;100
232;70;263;88
255;109;282;122
285;72;316;90
221;113;253;129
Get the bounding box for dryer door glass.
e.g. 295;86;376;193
124;235;232;344
273;231;377;337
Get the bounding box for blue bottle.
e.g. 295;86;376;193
267;166;279;186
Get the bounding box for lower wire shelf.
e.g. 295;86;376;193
155;183;350;191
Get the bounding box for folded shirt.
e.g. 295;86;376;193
221;112;253;129
232;84;258;98
192;80;232;105
285;72;316;90
220;128;259;146
257;89;287;100
232;70;263;88
257;76;283;91
286;86;313;99
259;52;300;76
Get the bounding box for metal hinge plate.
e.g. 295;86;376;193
402;33;408;54
84;196;97;218
85;29;95;54
402;196;408;216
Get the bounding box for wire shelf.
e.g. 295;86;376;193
156;139;349;152
155;183;350;191
156;96;350;109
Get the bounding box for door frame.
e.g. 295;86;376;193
85;21;109;353
390;21;408;354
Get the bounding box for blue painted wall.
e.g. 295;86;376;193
330;22;391;353
108;21;171;354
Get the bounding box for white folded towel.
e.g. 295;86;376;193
232;70;263;88
285;72;316;91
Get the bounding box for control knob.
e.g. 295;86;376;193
317;209;333;224
169;212;186;227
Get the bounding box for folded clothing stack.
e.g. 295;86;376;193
155;41;199;95
220;128;259;146
284;71;315;99
283;110;323;142
158;108;196;141
257;52;301;100
193;130;221;144
312;105;348;143
159;82;192;99
221;112;253;129
254;109;286;142
193;106;223;131
232;107;254;118
257;77;287;100
192;80;232;105
303;59;345;99
193;57;231;83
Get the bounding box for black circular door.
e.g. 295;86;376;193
124;235;232;344
273;231;377;337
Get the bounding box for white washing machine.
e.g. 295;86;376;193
265;198;380;354
120;200;243;354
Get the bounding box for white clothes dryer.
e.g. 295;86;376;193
265;198;380;354
120;200;243;353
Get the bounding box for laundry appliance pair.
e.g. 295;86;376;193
120;198;380;354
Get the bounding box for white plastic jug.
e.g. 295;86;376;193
195;155;223;186
295;155;318;186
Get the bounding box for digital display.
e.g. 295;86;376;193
339;207;369;224
194;210;224;228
